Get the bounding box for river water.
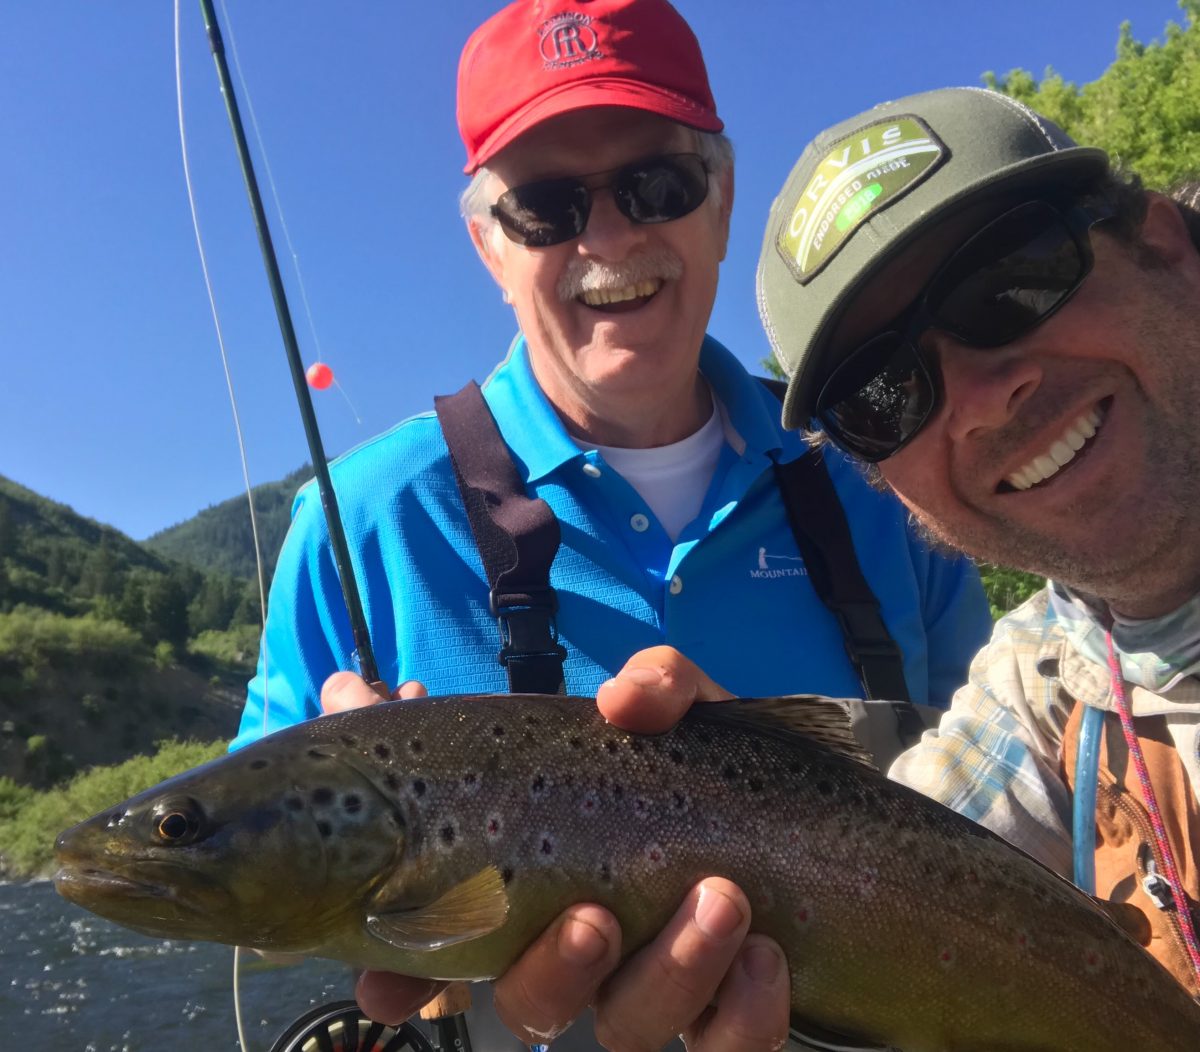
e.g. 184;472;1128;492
0;879;568;1050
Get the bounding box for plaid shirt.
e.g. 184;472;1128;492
890;587;1200;878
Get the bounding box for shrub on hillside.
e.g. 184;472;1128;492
979;564;1045;620
0;607;146;678
189;624;261;673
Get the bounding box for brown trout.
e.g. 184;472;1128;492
55;694;1200;1051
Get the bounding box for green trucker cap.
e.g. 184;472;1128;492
757;87;1110;432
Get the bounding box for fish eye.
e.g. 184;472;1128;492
152;799;205;845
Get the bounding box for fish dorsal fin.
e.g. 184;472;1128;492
1093;896;1152;945
703;697;877;769
366;866;510;952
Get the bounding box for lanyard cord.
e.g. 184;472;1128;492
1105;631;1200;985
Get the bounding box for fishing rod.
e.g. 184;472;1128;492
196;0;378;688
193;2;476;1049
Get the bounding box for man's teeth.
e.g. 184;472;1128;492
1006;407;1103;491
579;279;662;306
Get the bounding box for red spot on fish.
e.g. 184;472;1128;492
965;869;979;884
794;907;810;926
938;948;955;968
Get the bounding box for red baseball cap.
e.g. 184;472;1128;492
457;0;724;173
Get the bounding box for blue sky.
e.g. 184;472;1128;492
0;1;1186;540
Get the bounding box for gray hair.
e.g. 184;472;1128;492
459;129;735;227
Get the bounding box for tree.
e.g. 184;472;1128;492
986;1;1200;188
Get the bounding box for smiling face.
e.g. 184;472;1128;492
833;193;1200;617
469;108;733;447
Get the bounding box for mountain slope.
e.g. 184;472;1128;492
143;465;311;579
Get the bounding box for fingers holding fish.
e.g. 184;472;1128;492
683;934;791;1052
354;970;445;1026
319;672;426;715
591;877;752;1051
491;903;622;1046
597;645;734;733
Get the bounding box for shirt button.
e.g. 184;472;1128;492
669;575;683;595
630;513;649;532
582;463;601;478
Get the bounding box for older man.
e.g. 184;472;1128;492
500;87;1200;1046
243;6;994;1048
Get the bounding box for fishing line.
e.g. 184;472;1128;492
175;5;269;1049
217;0;363;427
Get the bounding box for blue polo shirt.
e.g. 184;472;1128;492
232;335;991;749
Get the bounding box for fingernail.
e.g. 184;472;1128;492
558;916;610;966
693;884;745;940
741;942;783;983
616;665;664;687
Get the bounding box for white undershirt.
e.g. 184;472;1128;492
586;403;725;543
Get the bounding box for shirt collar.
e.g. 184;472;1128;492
481;334;784;484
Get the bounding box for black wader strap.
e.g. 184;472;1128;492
434;382;567;695
761;378;913;709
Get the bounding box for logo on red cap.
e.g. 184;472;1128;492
538;12;602;69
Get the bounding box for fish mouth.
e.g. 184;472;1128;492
55;864;177;904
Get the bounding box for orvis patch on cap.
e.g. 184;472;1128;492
776;117;946;284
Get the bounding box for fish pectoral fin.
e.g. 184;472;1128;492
1093;896;1153;945
366;865;510;953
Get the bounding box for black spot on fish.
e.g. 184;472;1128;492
748;778;765;793
787;760;802;775
524;714;540;726
501;867;514;885
493;725;506;738
384;773;401;792
569;737;582;749
343;795;362;814
409;739;423;754
612;783;624;800
307;748;329;760
531;774;546;794
250;759;269;771
462;772;478;791
374;744;391;760
317;820;333;838
816;780;834;796
411;779;426;798
312;787;334;806
696;730;712;746
440;824;456;846
722;763;739;781
669;748;684;764
539;835;555;857
672;791;689;811
340;735;357;748
604;740;618;754
284;797;304;812
598;862;612;884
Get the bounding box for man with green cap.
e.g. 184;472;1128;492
569;84;1200;1042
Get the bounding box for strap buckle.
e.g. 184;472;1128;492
489;589;566;668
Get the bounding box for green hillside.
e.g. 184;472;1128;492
144;465;311;580
0;474;256;788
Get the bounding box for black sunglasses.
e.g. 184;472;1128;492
815;197;1117;462
490;153;710;248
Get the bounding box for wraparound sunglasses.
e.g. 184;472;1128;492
815;197;1117;462
490;153;710;248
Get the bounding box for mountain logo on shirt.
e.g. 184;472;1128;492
750;547;808;579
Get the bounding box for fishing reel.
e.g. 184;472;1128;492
268;1000;435;1052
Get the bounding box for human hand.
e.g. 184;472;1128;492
596;644;735;732
319;670;428;713
489;877;790;1050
